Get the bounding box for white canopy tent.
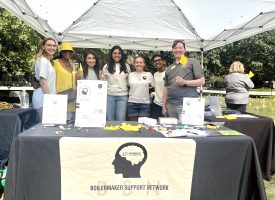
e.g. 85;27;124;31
0;0;275;51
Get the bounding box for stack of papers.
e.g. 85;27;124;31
159;128;207;137
228;114;258;118
219;130;242;135
138;117;157;126
159;117;178;125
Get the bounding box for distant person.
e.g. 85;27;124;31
112;142;147;178
162;40;205;119
32;38;57;122
150;54;166;119
53;42;82;121
127;56;154;121
102;45;131;121
126;55;135;72
224;61;254;113
82;49;101;80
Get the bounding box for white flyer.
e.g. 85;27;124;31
42;94;67;125
181;98;205;126
75;80;107;127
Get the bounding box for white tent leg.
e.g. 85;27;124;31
200;50;204;98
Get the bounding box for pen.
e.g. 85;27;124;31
187;130;199;135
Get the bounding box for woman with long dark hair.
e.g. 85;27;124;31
102;45;131;121
82;49;101;80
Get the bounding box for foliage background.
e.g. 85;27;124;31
0;8;42;82
0;7;275;200
1;7;275;89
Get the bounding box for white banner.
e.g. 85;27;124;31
60;138;196;200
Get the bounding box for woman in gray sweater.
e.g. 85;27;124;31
224;61;254;113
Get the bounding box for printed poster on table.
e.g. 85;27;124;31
181;98;205;125
59;138;196;200
42;94;67;125
75;80;107;127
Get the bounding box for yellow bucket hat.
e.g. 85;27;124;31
60;42;74;52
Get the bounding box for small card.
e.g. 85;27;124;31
219;130;241;135
42;94;67;125
181;98;205;126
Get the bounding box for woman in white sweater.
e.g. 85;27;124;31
102;45;131;121
128;56;154;121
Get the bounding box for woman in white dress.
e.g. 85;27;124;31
32;38;57;122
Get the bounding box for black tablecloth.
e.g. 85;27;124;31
4;123;266;200
205;113;275;180
0;108;39;165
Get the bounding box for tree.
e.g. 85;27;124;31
0;7;42;83
204;29;275;88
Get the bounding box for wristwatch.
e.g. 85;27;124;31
183;81;187;87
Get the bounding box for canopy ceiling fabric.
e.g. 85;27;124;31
1;0;275;51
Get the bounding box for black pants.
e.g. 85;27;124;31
150;103;164;119
226;103;247;113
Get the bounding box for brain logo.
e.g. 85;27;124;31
112;143;147;178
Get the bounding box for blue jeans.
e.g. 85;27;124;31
107;95;128;121
127;102;150;117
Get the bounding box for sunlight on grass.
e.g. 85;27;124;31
247;96;275;200
265;180;275;200
207;95;275;120
247;96;275;120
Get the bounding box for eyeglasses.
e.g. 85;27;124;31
153;59;162;63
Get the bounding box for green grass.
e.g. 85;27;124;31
216;95;275;199
247;97;275;120
212;95;275;120
265;180;275;200
251;88;275;92
247;97;275;200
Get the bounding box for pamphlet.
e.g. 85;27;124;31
75;80;107;127
181;98;205;125
42;94;67;125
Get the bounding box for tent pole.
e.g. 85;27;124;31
200;49;204;98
